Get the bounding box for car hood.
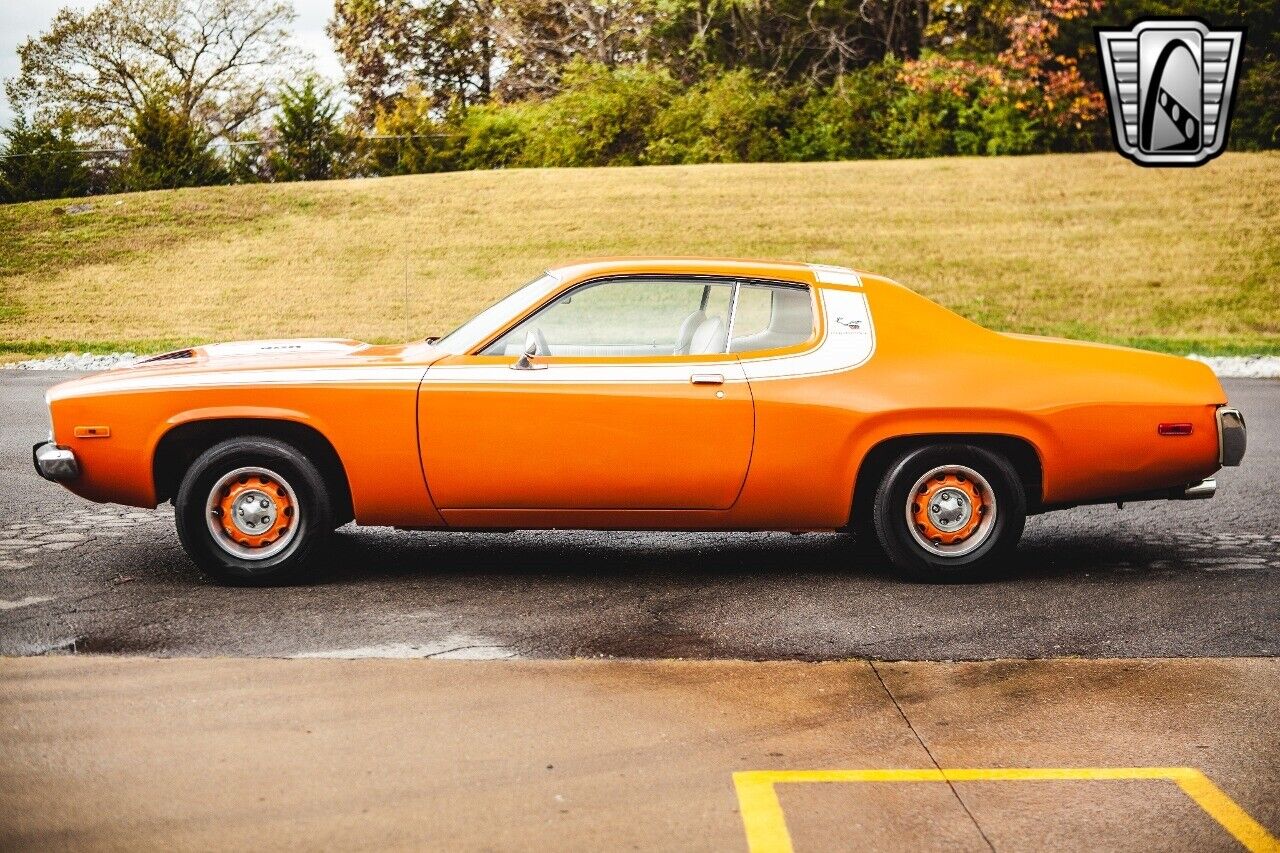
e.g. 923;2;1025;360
47;338;443;402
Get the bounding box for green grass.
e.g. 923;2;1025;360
1;152;1278;359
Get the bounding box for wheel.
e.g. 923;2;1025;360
871;444;1026;582
174;436;335;585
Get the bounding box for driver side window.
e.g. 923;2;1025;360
481;278;735;358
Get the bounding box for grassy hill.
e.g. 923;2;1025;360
2;151;1277;359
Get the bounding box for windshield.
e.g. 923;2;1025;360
433;273;561;354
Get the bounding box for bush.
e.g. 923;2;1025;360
886;55;1041;158
362;88;461;175
784;61;903;161
269;76;349;181
0;115;89;203
456;104;534;169
647;69;794;164
119;94;227;190
517;61;678;167
1231;57;1280;151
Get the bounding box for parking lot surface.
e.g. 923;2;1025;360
2;656;1277;851
2;372;1278;851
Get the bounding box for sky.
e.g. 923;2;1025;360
0;0;345;125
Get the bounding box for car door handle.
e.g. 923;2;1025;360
690;373;724;385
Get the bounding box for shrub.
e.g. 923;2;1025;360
1231;57;1280;151
456;104;534;169
362;87;461;175
887;55;1041;157
784;61;903;161
119;93;227;191
269;76;349;181
517;61;678;167
647;69;794;164
0;115;89;202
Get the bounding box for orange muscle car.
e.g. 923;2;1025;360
35;258;1246;583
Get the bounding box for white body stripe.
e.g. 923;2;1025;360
741;288;874;381
47;366;428;400
809;264;864;287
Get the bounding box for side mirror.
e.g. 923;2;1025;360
512;330;546;370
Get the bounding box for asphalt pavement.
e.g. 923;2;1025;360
1;372;1277;660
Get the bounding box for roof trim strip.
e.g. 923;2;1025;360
809;264;864;287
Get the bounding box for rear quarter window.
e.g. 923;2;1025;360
729;285;815;354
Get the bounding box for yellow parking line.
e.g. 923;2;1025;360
732;767;1280;853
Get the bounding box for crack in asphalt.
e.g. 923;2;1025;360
871;661;997;853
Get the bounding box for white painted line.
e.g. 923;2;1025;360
292;635;518;660
0;596;54;611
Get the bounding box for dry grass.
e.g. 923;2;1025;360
2;151;1278;358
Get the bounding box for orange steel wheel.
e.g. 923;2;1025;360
910;470;985;546
212;470;295;552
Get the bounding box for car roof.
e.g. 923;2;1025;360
546;256;835;286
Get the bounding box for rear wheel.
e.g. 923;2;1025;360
175;437;334;585
871;444;1026;582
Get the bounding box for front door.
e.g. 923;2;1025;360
418;277;754;511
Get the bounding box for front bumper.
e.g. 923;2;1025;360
33;440;79;482
1217;407;1246;467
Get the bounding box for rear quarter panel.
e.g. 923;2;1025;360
731;278;1224;527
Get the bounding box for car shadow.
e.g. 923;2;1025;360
290;518;1278;588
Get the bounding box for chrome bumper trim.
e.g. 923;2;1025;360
1216;407;1246;467
33;441;79;482
1178;477;1217;500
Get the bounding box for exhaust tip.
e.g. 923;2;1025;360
1178;478;1217;500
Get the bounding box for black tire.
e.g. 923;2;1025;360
175;436;334;585
871;444;1026;583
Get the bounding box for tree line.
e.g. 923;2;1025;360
3;0;1277;203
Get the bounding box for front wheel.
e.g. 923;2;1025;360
175;437;335;585
871;444;1026;582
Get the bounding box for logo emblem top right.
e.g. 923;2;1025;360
1095;20;1245;167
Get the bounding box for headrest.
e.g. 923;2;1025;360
690;316;725;355
675;309;706;355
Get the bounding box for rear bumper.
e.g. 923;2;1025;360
1217;407;1246;467
33;440;79;482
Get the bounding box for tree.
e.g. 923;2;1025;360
494;0;651;99
0;116;91;203
329;0;497;122
268;76;348;181
6;0;301;141
647;0;929;87
360;86;461;175
120;92;227;190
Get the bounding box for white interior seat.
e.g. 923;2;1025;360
674;310;706;355
689;316;725;355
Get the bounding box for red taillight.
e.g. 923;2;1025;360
1158;423;1194;436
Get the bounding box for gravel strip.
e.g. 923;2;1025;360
5;350;1279;378
3;352;139;371
1186;354;1280;379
